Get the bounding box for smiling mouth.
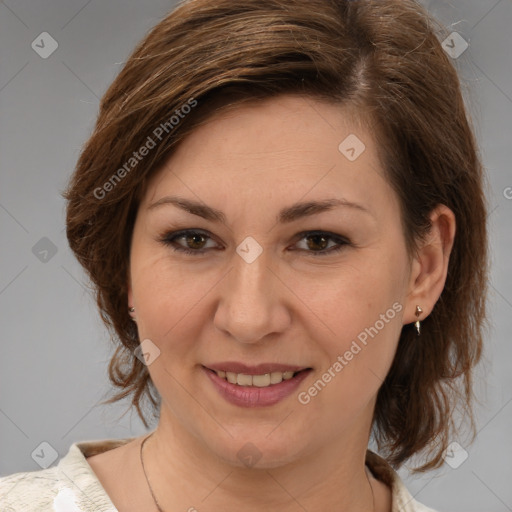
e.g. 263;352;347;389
204;367;311;388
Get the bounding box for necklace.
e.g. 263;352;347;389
140;432;375;512
140;432;165;512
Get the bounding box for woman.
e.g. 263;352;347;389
0;0;488;511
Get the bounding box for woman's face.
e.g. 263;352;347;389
128;95;414;467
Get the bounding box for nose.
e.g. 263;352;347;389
213;250;291;344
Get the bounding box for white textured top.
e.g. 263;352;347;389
0;437;438;511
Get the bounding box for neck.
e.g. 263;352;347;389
142;407;376;512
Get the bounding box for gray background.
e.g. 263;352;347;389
0;1;511;511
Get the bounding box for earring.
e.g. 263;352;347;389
414;305;423;336
129;306;137;322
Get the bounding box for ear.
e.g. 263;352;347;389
403;204;456;325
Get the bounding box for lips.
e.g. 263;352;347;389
203;365;313;407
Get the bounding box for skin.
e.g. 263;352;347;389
87;94;456;512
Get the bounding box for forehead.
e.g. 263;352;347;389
142;95;393;217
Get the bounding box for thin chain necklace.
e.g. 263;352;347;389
140;432;164;512
140;432;375;512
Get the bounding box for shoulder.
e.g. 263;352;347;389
0;437;136;512
0;465;62;511
365;450;439;512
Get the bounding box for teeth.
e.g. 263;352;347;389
216;370;297;387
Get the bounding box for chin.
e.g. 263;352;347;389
208;430;309;470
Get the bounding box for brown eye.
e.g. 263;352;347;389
293;231;350;256
305;234;330;251
160;229;219;255
184;232;208;250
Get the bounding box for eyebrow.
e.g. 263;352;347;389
147;195;371;224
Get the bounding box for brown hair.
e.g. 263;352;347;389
64;0;489;472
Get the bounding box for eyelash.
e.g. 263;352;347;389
158;229;351;257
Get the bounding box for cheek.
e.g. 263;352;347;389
297;279;404;422
129;257;218;405
295;250;405;340
130;250;207;347
292;249;406;392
